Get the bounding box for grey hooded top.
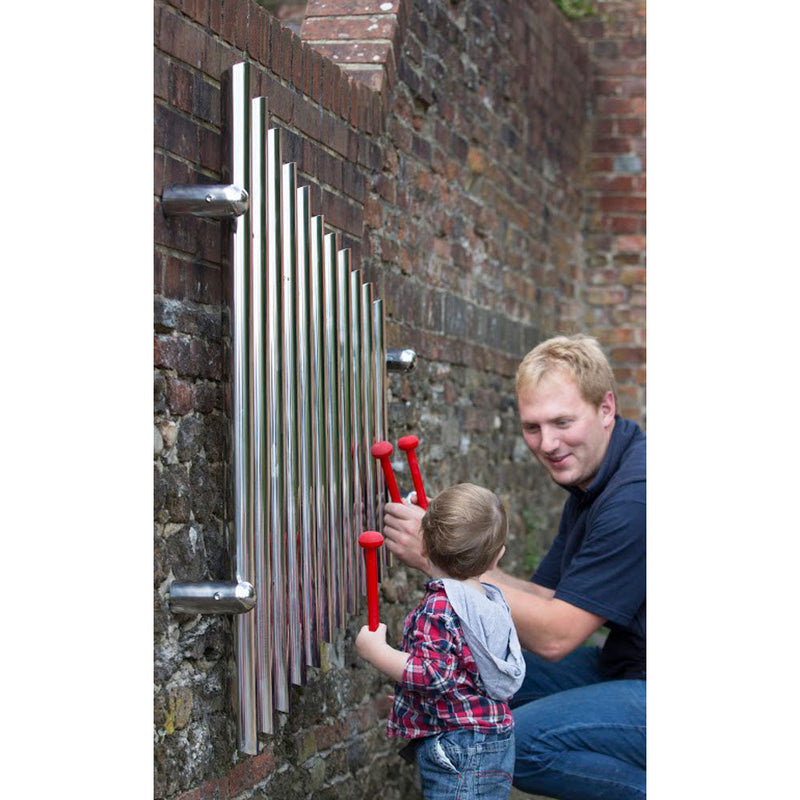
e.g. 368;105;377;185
441;578;526;701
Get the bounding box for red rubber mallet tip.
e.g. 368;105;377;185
358;530;384;548
397;435;419;451
371;441;394;458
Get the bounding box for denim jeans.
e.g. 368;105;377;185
510;647;646;800
416;728;515;800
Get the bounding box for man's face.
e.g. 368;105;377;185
517;371;615;490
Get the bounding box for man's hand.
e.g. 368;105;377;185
382;495;430;574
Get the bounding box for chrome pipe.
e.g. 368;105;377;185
336;248;355;617
349;269;365;605
228;62;257;755
372;298;390;569
282;161;305;687
309;215;331;643
361;282;377;557
250;96;274;734
295;185;319;669
266;127;289;713
324;232;344;630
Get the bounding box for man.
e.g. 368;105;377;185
382;334;646;799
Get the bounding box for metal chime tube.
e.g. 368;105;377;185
295;185;319;669
372;298;390;569
282;161;305;686
336;249;355;616
250;95;274;735
349;269;365;603
309;215;331;643
324;233;345;629
229;62;257;754
361;283;377;562
266;127;289;713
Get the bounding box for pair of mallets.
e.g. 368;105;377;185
358;436;429;630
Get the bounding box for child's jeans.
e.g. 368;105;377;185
415;728;514;800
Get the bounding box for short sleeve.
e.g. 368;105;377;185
552;484;645;626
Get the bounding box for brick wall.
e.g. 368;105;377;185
578;0;646;422
154;1;645;797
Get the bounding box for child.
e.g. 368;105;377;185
356;483;526;800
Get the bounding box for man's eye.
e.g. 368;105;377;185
523;425;539;434
555;420;571;428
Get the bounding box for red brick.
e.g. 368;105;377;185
280;26;294;81
305;0;400;15
616;237;646;254
233;0;249;49
292;36;305;88
251;746;277;779
157;7;207;66
599;195;646;213
164;255;186;300
187;262;223;305
611;346;646;364
268;15;283;74
165;377;194;416
584;287;628;306
179;0;209;27
302;15;396;40
607;215;644;234
225;758;254;797
246;5;270;64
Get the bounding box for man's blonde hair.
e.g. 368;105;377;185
421;483;507;580
516;334;618;407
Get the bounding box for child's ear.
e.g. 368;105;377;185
489;545;506;570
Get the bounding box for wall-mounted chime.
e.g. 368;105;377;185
161;62;416;754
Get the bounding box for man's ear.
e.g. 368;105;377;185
599;390;616;427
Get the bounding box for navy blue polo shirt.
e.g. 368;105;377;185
533;416;646;680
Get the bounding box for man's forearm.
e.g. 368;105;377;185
483;567;556;600
485;569;605;660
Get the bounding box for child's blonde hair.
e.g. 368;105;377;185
421;483;507;580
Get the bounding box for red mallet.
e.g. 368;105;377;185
398;435;428;509
370;441;402;503
358;530;384;630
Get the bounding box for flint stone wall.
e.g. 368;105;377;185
154;0;645;797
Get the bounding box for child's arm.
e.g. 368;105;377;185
355;623;410;682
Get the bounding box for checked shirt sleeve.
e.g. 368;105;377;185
400;596;461;695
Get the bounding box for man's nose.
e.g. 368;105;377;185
540;427;559;453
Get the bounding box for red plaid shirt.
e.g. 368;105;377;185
387;579;513;740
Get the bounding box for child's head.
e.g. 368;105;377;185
421;483;507;580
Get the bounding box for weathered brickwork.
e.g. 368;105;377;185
577;0;646;423
154;1;645;798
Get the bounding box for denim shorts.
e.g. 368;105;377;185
415;728;514;800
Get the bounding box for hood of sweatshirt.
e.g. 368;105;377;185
440;578;526;701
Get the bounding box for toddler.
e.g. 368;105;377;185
356;483;525;799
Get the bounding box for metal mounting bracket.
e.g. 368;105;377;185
167;580;256;615
386;348;417;372
161;184;249;218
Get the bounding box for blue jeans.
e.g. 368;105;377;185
511;647;646;800
416;728;515;800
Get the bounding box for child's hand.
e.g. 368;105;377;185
356;623;388;664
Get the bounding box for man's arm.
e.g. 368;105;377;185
484;567;605;661
383;498;604;662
